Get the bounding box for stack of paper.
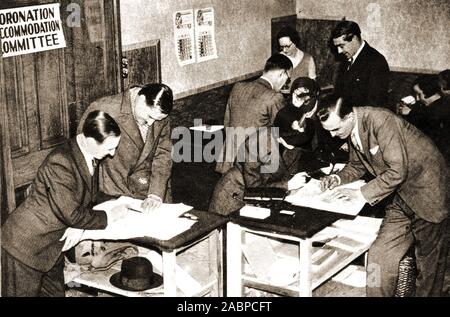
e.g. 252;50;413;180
285;179;366;216
311;247;338;272
80;196;196;241
332;265;366;288
325;235;366;252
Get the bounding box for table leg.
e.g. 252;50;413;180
226;222;242;296
208;228;223;296
299;238;312;297
162;251;177;297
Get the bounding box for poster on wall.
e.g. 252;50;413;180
194;7;217;63
0;3;66;58
173;9;195;66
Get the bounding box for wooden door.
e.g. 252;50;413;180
0;0;122;216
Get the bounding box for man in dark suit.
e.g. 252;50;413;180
78;84;173;212
216;53;293;174
1;111;123;297
331;21;390;108
318;97;449;296
209;127;308;216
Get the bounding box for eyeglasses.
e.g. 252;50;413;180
279;42;294;50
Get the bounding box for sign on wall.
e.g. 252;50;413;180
0;3;67;58
173;7;217;66
173;9;195;66
194;7;217;63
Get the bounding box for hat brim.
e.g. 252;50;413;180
109;272;163;292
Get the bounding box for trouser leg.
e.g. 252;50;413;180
412;217;448;297
366;197;413;297
39;256;65;297
1;248;42;297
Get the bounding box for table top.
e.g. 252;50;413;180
130;210;228;252
230;202;354;239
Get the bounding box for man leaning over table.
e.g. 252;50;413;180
317;95;449;297
77;83;174;212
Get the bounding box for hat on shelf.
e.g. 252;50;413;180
110;256;163;291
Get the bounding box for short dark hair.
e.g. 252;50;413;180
82;110;121;142
138;83;174;114
414;75;441;98
316;94;352;121
290;77;320;96
276;26;300;48
331;20;362;42
438;69;450;91
264;53;293;73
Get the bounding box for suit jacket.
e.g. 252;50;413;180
210;128;289;216
77;89;172;201
337;107;449;223
334;42;390;107
1;139;107;272
216;78;285;174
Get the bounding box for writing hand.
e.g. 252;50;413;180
328;188;366;202
60;227;84;252
288;172;309;190
320;175;340;192
142;194;163;213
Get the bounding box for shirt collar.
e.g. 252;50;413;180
260;76;274;90
76;134;95;175
350;40;365;64
350;109;363;151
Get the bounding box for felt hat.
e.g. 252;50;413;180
110;257;163;291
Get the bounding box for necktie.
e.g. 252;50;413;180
91;159;99;203
347;57;353;71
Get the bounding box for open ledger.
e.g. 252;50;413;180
285;179;366;216
80;196;196;241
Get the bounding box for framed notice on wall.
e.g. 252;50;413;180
173;9;195;66
194;7;217;63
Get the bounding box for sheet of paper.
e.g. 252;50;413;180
320;163;346;175
239;205;271;219
189;125;224;132
81;197;195;241
285;179;366;216
332;264;366;288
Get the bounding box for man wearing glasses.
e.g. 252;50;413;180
216;53;293;174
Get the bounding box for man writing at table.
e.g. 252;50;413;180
317;96;449;297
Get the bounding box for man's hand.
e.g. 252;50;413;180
60;228;84;252
288;172;309;190
328;188;366;202
320;175;340;191
142;194;163;213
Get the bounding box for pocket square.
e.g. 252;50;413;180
370;145;379;155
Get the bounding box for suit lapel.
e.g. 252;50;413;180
135;120;164;168
345;43;370;83
70;139;92;192
117;90;144;150
355;108;377;176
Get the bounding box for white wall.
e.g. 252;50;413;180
296;0;450;73
120;0;296;97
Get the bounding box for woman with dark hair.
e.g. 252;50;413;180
274;77;320;174
276;26;317;92
1;111;123;297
